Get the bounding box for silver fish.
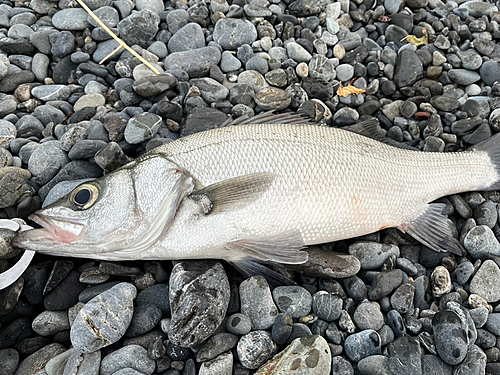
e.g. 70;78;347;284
11;112;500;283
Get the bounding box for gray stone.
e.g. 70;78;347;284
470;260;500;303
0;349;18;375
136;0;164;13
459;1;498;17
87;6;119;28
124;113;162;144
237;330;277;369
52;9;91;30
32;310;70;336
480;61;500;86
226;313;252;335
45;348;73;375
70;282;137;352
432;310;468;365
62;350;100;375
49;31;74;57
286;42;312;63
240;275;278;330
168;23;205;53
394;50;423;88
220;51;241;73
312;291;343;321
258;335;331;374
348;242;400;270
28;141;69;185
213;18;257;50
387;336;421;375
272;286;312;318
199;352;233;375
192;78;229;103
117;10;160;48
14;343;66;375
448;69;481;86
164;46;221;78
352;301;384;331
73;94;105;112
168;261;230;347
100;345;155;375
31;85;71;101
463;225;500;259
254;87;291;110
0;120;16;145
344;330;382;362
196;333;238;362
132;74;177;97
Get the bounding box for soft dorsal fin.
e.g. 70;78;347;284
221;110;317;127
190;172;276;214
342;119;419;151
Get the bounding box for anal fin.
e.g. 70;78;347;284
228;259;296;286
398;203;465;255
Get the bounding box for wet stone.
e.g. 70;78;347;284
256;335;331;375
100;344;156;375
168;261;230;347
196;332;238;362
237;330;277;369
470;260;500;303
344;330;382;362
352;300;384;331
70;282;137;352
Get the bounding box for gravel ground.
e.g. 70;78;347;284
1;0;500;373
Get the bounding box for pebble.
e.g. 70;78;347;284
344;330;382;362
63;350;100;375
271;312;293;345
256;335;331;375
168;261;230;347
237;331;277;369
32;310;69;336
463;225;500;259
272;285;312;318
100;345;156;375
367;269;403;300
196;333;238;362
348;242;400;270
432;310;468;365
352;301;385;331
168;23;205;53
27;141;69;185
240;275;278;330
70;282;137;352
14;343;66;375
469;260;500;303
431;266;452;298
124;113;162;144
312;291;343;321
199;352;233;375
0;349;19;375
213;19;257;50
164;46;221;78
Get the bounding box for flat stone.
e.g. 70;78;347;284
237;330;277;369
240;275;278;330
100;345;155;375
344;330;382;362
70;282;137;352
51;8;91;30
348;242;400;270
14;343;66;375
168;22;205;53
470;260;500;303
124;113;162;144
213;18;257;50
164;46;221;78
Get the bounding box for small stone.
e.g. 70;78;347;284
169;261;230;347
136;0;164;13
256;335;331;375
198;352;232;375
0;349;18;375
344;330;382;362
387;336;422;375
448;69;481;86
44;271;85;310
168;23;205;53
367;269;403;300
220;51;242;73
117;10;160;48
240;275;278;330
352;301;384;331
430;96;460;112
94;142;131;172
312;291;342;321
453;345;486;375
32;310;69;336
70;282;137;352
213;19;257;49
51;9;91;30
237;330;277;369
100;345;156;375
254;87;291;110
479;61;500;86
132;74;177;97
272;313;293;345
463;225;500;259
62;350;100;375
124;113;162;144
73;94;105;112
348;242;399;270
125;304;162;337
431;266;452;298
394;50;423;88
286;42;312;63
196;333;238;362
164;47;221;78
433;310;468;365
272;286;312;318
470;260;500;303
192;78;229;103
226;313;252;335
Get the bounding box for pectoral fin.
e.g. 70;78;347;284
225;229;308;286
398;203;465;255
190;172;275;214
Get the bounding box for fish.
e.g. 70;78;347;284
7;111;500;286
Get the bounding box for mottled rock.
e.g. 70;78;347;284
240;275;278;330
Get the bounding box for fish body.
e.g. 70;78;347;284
14;113;500;280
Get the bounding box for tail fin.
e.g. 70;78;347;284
468;132;500;191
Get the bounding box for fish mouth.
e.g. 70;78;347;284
15;214;84;247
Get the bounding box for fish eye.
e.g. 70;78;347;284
70;184;99;209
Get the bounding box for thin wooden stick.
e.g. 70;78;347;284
76;0;160;75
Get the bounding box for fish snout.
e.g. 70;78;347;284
26;214;85;244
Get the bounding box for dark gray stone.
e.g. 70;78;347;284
164;46;221;78
117;10;160;48
344;329;382;362
212;18;257;50
168;23;205;53
100;345;155;375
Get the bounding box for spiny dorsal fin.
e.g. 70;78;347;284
221;110;317;127
190;172;275;214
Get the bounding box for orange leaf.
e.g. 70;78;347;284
334;79;366;97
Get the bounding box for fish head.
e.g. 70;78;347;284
15;155;194;259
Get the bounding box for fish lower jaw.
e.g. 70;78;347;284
27;214;84;244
